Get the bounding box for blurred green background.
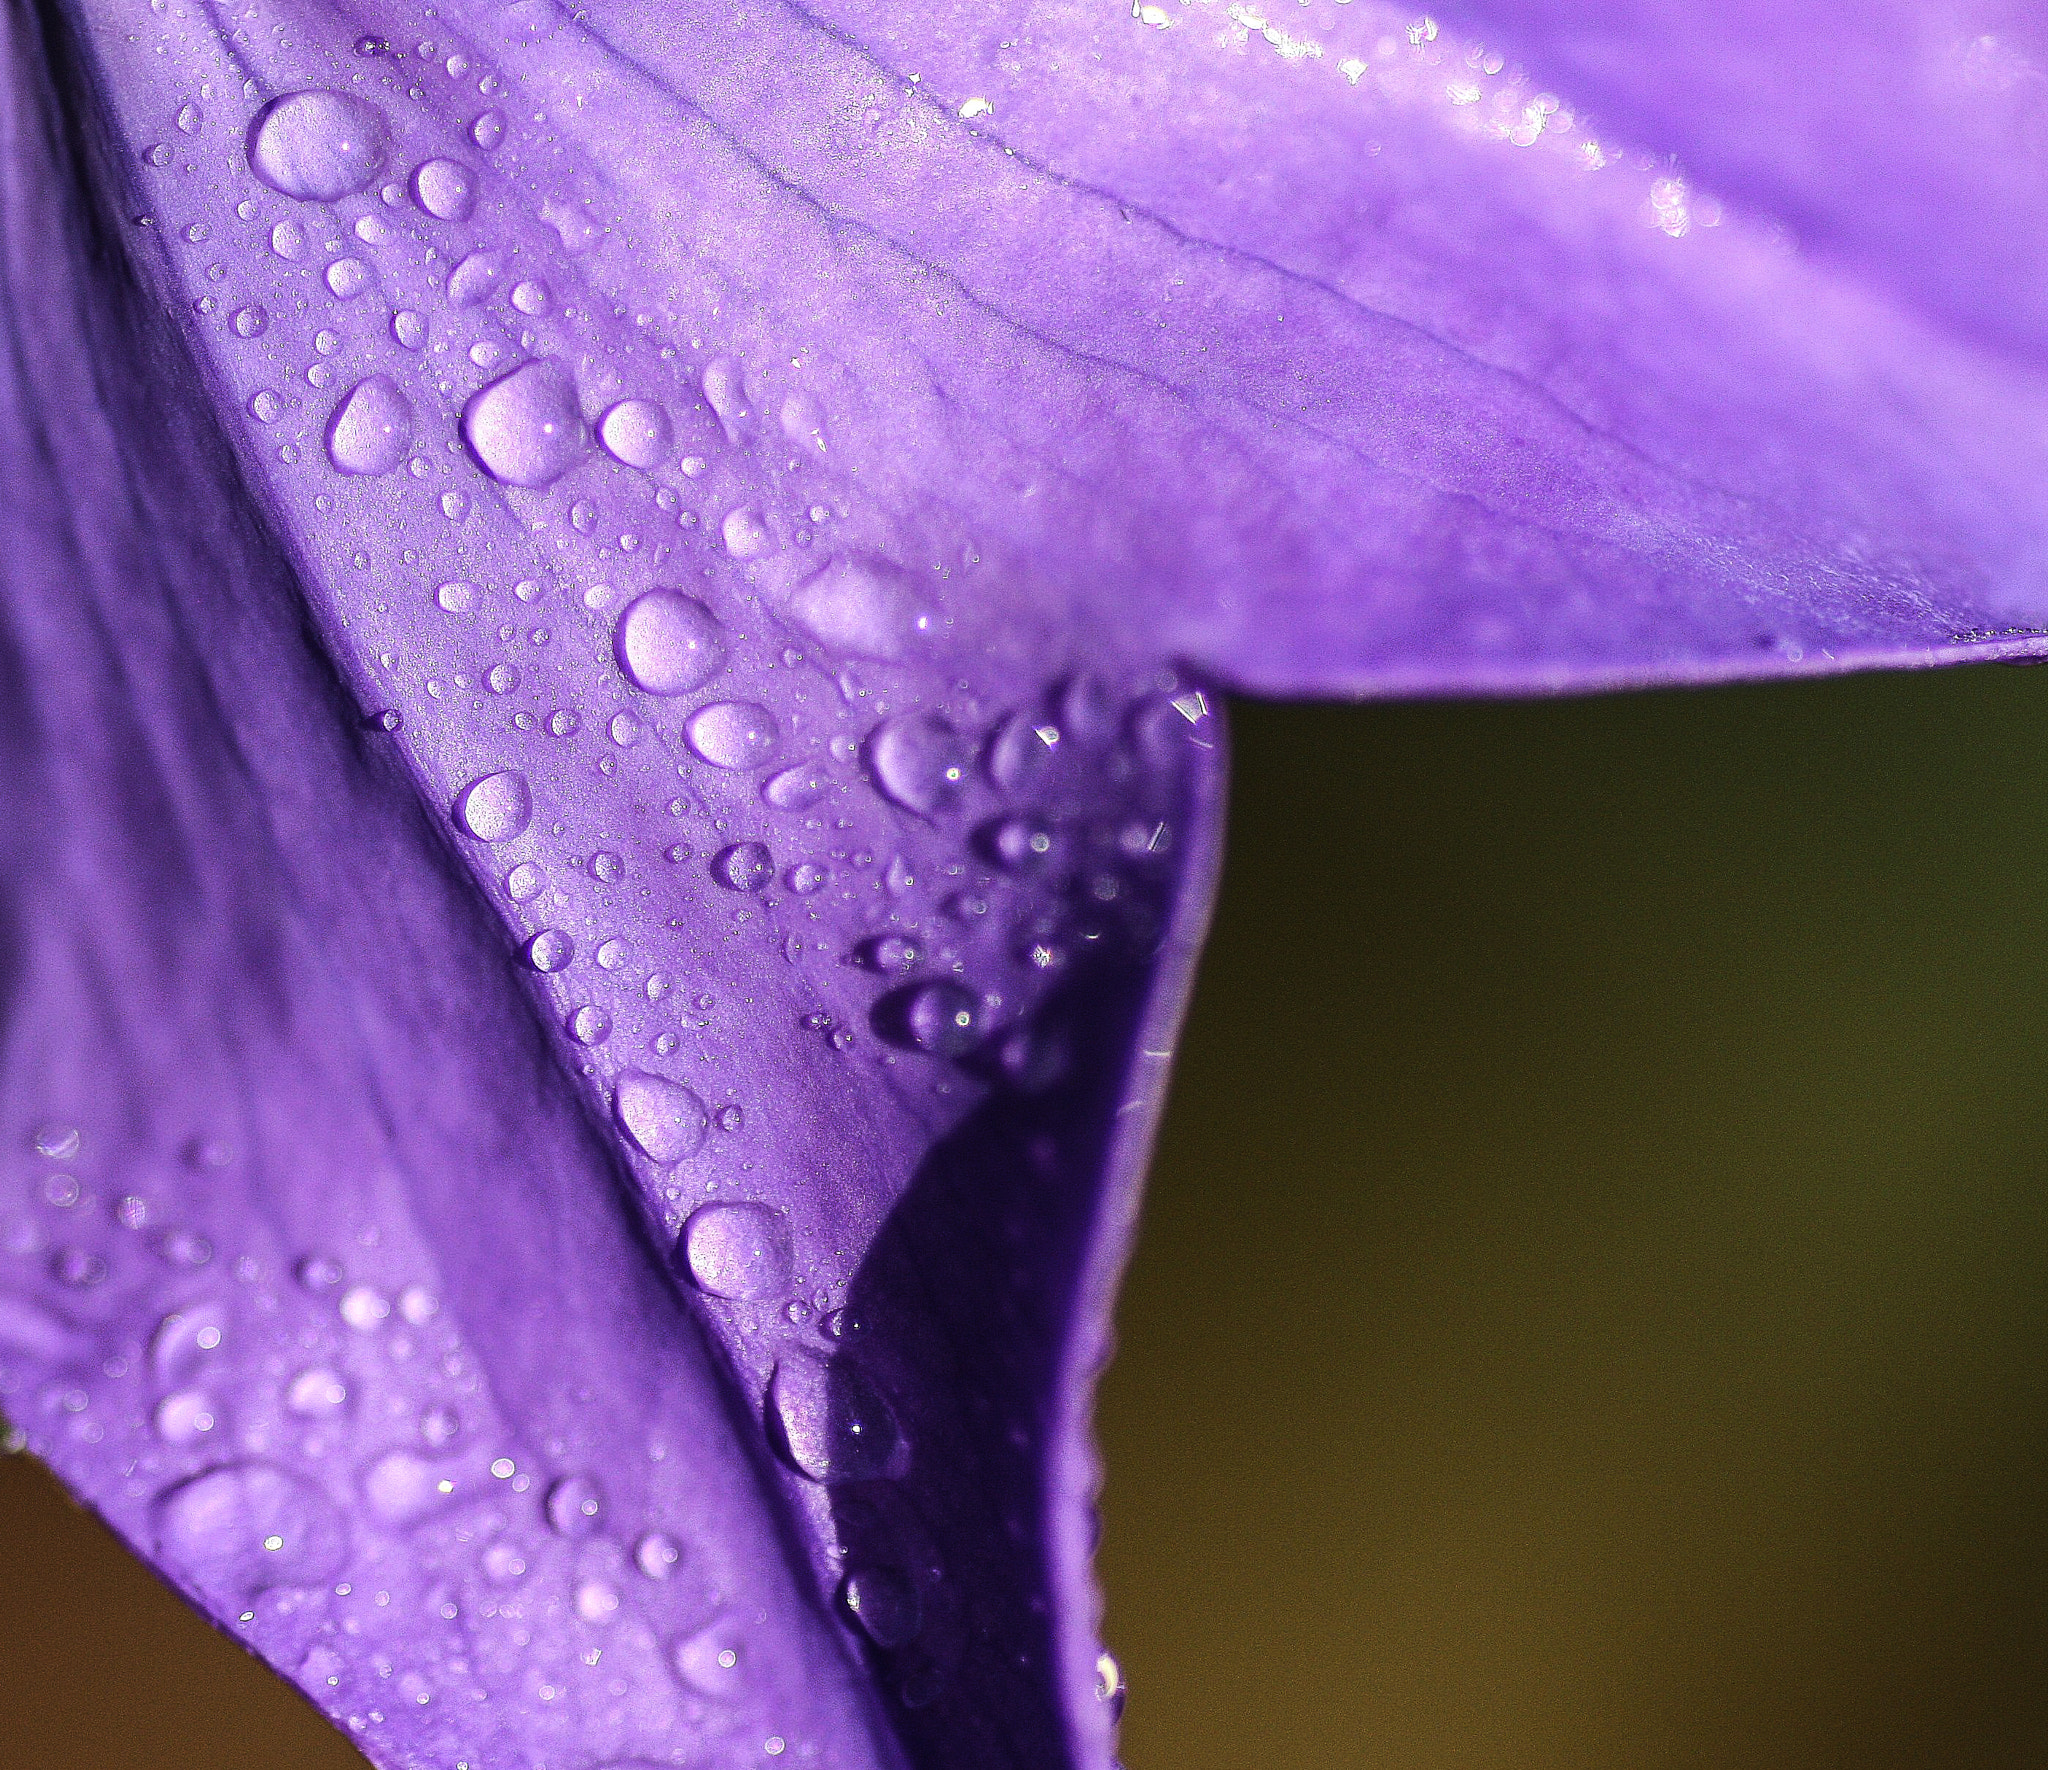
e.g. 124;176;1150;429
8;670;2048;1765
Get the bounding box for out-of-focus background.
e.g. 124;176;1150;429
7;670;2048;1765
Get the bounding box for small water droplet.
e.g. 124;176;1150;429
51;1247;105;1288
454;770;532;842
446;249;503;308
151;1302;227;1378
269;218;306;259
712;841;773;892
767;1350;899;1483
526;929;575;972
575;1577;620;1622
597;398;673;469
568;1004;611;1045
594;937;629;971
672;1619;746;1697
230;304;268;338
325;256;370;299
613;1072;708;1164
510;278;550;316
362;1449;457;1525
286;1367;348;1416
339;1285;390;1331
614;590;724;695
609;710;643;747
841;1566;920;1648
247;388;283;423
761;762;832;811
679;1201;791;1300
410;157;477;221
1095;1649;1126;1720
982;815;1056;871
175;100;203;135
436;579;478;614
634;1530;681;1579
391;308;427;349
31;1124;80;1161
505;861;545;901
471;108;507;150
156;1462;349;1599
589;851;625;883
866;715;971;816
247;91;390;202
787;861;829;895
720;505;772;559
545;1473;602;1538
325;375;412;476
483;1540;527;1581
875;980;983;1057
462;358;584;487
685;702;780;771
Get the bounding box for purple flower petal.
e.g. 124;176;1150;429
7;1;2046;1768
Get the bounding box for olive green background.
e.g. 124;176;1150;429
7;671;2048;1765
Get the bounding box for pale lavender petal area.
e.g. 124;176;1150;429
7;1;2045;1769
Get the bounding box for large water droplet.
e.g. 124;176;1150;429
787;556;925;661
673;1619;746;1697
246;91;389;202
685;702;780;770
614;591;724;695
525;929;575;972
768;1350;900;1483
679;1202;791;1300
410;157;477;221
544;1472;603;1538
598;398;673;469
875;980;983;1057
613;1072;707;1164
841;1565;921;1648
866;715;972;816
325;375;412;476
454;770;532;841
462;359;584;487
155;1462;349;1600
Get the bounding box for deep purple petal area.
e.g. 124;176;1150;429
7;1;2043;1768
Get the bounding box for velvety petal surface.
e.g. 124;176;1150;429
9;1;2047;1769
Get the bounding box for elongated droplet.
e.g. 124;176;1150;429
155;1462;349;1600
762;762;833;811
326;375;412;476
768;1350;899;1483
410;157;477;221
246;91;389;202
679;1202;792;1300
614;591;724;695
454;770;532;842
685;702;779;770
462;359;584;487
598;398;673;469
867;714;971;815
446;250;502;308
614;1071;708;1164
788;556;925;661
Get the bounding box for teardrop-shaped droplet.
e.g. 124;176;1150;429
986;709;1059;791
788;556;925;661
446;250;503;308
286;1366;349;1416
685;702;780;771
410;156;477;221
155;1462;349;1600
614;590;724;695
598;398;674;469
841;1565;921;1648
679;1201;792;1300
246;91;389;202
767;1350;900;1483
150;1301;226;1379
761;761;833;811
866;714;972;816
325;375;412;476
634;1531;681;1579
461;358;584;487
454;770;532;842
613;1071;708;1164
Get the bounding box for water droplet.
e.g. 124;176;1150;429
325;256;369;299
679;1201;791;1300
269;218;307;260
788;557;925;661
176;101;204;136
589;850;625;883
506;861;545;901
767;1350;900;1483
982;815;1056;871
673;1619;745;1697
510;278;550;316
392;308;427;349
462;359;584;487
685;702;780;771
594;937;629;971
154;1389;218;1445
410;157;477;221
446;249;503;308
875;980;983;1056
31;1123;80;1160
761;762;833;811
613;1071;707;1164
986;710;1059;790
841;1566;920;1648
634;1531;681;1579
598;398;673;469
325;375;412;476
51;1247;105;1288
609;710;643;747
419;1405;460;1448
866;715;972;816
702;356;749;428
568;1004;611;1045
436;580;478;614
548;708;581;737
150;1302;227;1379
525;929;575;972
575;1578;620;1622
362;1450;458;1525
155;1462;349;1599
454;770;533;842
787;861;829;895
1095;1649;1126;1720
614;590;724;695
712;842;772;892
544;1473;602;1538
472;108;506;150
247;91;390;202
286;1367;349;1415
486;661;519;693
853;933;924;974
720;505;772;559
482;1540;527;1581
230;304;268;338
339;1284;390;1331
